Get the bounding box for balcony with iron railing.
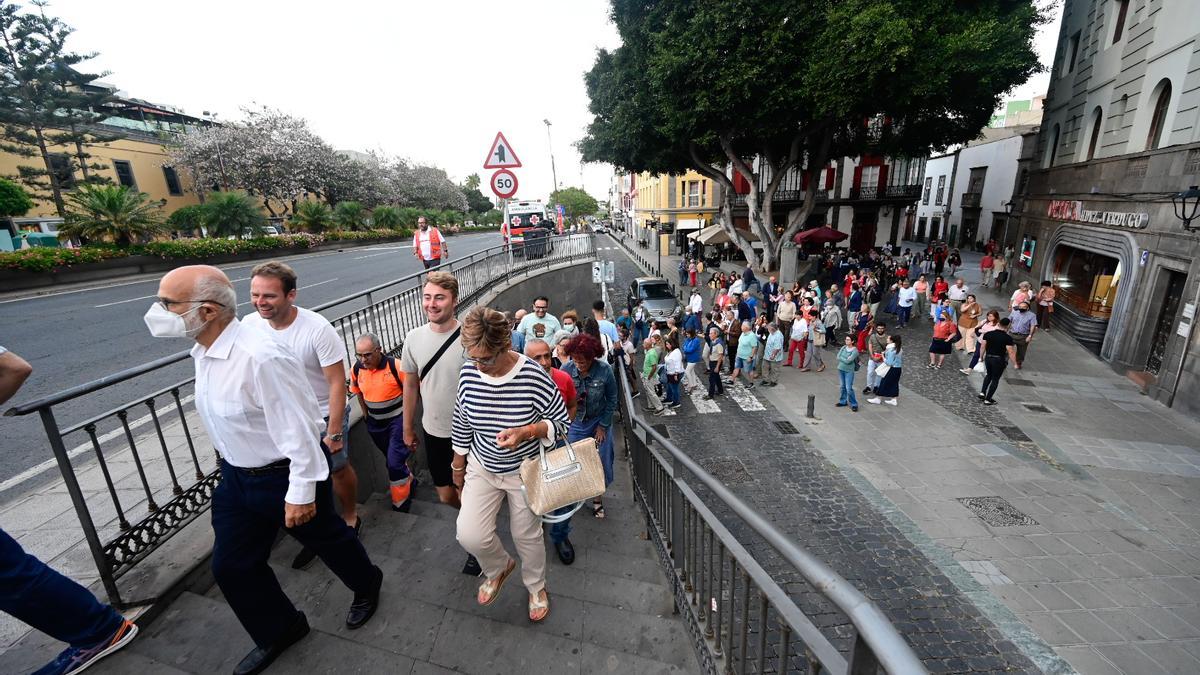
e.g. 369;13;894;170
731;189;829;206
848;184;923;201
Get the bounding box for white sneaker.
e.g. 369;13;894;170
884;399;898;406
867;398;881;405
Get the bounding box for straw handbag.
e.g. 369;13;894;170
520;421;606;523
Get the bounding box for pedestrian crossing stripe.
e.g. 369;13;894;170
726;382;766;411
688;386;721;413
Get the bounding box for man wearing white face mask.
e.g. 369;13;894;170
146;265;382;675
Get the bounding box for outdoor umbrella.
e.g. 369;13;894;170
689;224;760;245
792;226;848;245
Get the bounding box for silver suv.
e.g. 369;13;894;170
627;277;680;326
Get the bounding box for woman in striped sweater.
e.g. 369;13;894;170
451;307;568;623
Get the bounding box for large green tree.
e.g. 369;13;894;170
580;0;1046;270
0;1;121;217
549;187;599;222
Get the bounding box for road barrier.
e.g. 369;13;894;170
3;234;595;608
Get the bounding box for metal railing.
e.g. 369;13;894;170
4;233;596;607
614;366;926;675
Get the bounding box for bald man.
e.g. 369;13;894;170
147;266;382;675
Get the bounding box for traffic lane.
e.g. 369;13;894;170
0;232;500;484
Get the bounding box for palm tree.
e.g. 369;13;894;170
291;200;333;233
372;205;402;230
202;192;267;238
333;201;367;231
59;184;166;246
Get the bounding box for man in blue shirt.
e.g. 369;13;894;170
682;307;702;334
1007;301;1038;369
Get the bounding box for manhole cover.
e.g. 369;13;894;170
1007;379;1036;387
997;426;1033;443
1021;403;1054;414
698;456;753;485
773;420;800;435
957;496;1038;527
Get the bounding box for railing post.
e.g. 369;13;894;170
847;632;882;675
670;454;684;565
38;407;123;607
364;290;376;332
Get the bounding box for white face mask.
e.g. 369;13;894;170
562;323;577;335
144;302;209;339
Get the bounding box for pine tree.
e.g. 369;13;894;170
0;1;121;217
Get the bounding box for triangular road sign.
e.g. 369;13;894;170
483;132;522;169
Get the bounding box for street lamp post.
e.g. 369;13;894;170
543;119;559;201
1172;185;1200;231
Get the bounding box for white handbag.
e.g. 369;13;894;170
875;363;891;378
973;360;987;373
519;421;606;523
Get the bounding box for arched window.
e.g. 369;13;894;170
1146;79;1172;151
1045;124;1061;168
1086;107;1103;161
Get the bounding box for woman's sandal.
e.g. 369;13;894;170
529;589;550;622
476;558;516;606
592;501;606;519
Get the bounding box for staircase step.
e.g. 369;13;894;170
120;592;253;674
89;647;192;674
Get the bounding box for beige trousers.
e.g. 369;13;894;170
456;461;547;594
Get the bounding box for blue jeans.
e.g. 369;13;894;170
866;359;883;389
0;527;122;648
665;378;680;404
549;416;613;543
838;369;858;406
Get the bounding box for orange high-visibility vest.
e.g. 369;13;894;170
414;227;444;260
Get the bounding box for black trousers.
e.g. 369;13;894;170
211;461;379;648
981;356;1007;401
707;363;725;395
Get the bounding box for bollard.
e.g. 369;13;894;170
806;393;815;418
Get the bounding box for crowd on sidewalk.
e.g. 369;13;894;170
636;238;1055;414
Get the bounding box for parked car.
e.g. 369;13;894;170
593;222;609;235
626;277;680;326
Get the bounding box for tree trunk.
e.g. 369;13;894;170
33;127;67;218
73;135;91;182
777;129;834;264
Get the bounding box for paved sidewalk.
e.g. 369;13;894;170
757;278;1200;675
606;232;1200;674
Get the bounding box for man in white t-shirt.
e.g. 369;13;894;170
244;261;357;570
893;278;918;329
412;217;448;269
400;271;479;576
688;288;704;315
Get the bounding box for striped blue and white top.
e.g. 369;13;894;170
452;354;569;475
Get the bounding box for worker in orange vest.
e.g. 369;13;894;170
413;217;447;269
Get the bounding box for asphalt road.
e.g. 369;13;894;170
0;231;502;490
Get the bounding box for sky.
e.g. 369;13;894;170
42;0;1061;205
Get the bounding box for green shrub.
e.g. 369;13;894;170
0;246;128;273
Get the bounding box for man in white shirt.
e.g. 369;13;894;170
243;261;358;571
946;277;970;315
400;271;480;576
894;278;917;329
148;265;381;673
688;288;704;315
412;217;448;269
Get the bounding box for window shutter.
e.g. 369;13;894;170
852;165;864;190
877;164;889;191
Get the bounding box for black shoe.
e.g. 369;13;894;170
703;394;714;400
835;402;848;407
391;500;412;513
669;402;682;409
977;392;987;400
290;546;317;570
983;399;998;406
862;386;873;394
346;566;383;630
555;539;576;565
462;554;482;576
234;612;310;675
851;406;859;412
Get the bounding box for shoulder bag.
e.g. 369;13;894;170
520;420;606;523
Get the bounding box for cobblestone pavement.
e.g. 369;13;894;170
597;241;1040;674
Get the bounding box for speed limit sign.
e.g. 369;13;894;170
490;169;518;199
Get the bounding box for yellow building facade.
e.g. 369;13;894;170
0;133;199;230
631;170;718;250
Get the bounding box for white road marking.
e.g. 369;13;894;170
236;278;338;306
725;382;766;411
0;394;196;494
689;386;722;413
92;277;251;308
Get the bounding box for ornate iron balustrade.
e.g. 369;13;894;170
731;189;829;206
5;234;596;607
849;185;923;200
613;366;926;675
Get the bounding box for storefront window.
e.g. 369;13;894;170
1051;245;1121;318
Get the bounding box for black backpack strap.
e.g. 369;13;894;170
387;356;403;388
420;326;463;380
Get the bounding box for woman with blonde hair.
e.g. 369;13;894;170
452;306;568;623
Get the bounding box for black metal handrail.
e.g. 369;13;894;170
615;360;925;674
3;233;596;607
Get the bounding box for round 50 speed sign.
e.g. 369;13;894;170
490;169;518;199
